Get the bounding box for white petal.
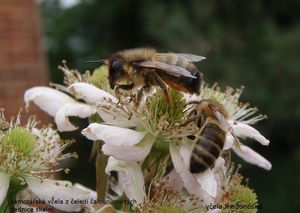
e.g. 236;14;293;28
82;123;145;146
26;177;92;212
74;183;97;200
97;108;138;128
224;134;234;150
229;121;270;145
105;157;145;204
0;172;10;206
163;169;183;192
102;139;154;161
194;169;217;198
82;124;154;161
233;144;272;170
55;103;96;132
24;87;75;116
212;157;226;174
183;93;198;103
169;144;213;203
68;82;117;105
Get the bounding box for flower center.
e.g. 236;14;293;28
150;88;186;125
91;65;109;88
3;128;36;156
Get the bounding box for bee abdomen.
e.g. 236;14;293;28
201;123;225;149
190;123;225;173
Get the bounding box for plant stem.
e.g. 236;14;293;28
95;140;108;200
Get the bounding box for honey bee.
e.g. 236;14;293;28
182;99;231;173
87;48;205;105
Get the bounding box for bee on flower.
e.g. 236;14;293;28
23;60;271;212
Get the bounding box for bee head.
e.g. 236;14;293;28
191;99;228;119
206;100;228;119
108;58;127;89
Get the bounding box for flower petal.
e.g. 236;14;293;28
163;169;183;192
102;140;154;161
24;87;75;116
212;157;226;174
82;123;145;146
97;108;138;128
82;124;154;161
169;143;213;203
0;172;10;206
224;134;234;150
105;157;145;204
68;82;117;105
55;103;96;132
74;183;97;200
229;121;270;145
194;169;217;198
26;177;92;212
233;144;272;170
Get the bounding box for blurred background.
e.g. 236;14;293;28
1;0;299;212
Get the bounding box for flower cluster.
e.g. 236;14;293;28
0;110;95;212
23;63;271;212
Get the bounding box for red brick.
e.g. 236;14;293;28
0;0;50;123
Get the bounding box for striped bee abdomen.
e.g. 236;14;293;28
190;122;226;173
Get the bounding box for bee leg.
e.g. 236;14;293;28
136;88;144;105
153;73;174;106
186;100;202;105
228;127;241;149
180;114;202;127
114;87;123;104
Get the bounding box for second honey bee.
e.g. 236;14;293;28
88;48;205;105
183;99;230;173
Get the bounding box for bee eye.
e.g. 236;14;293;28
111;59;123;70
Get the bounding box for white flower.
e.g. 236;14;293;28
105;157;145;204
82;124;155;162
24;81;138;132
24;86;96;132
82;124;153;205
68;83;141;127
0;111;93;212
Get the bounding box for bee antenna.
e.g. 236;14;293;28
84;59;108;64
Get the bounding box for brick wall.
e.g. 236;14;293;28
0;0;50;121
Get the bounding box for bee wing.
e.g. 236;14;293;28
212;108;242;148
174;53;206;62
210;108;230;131
135;61;197;79
155;53;205;62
